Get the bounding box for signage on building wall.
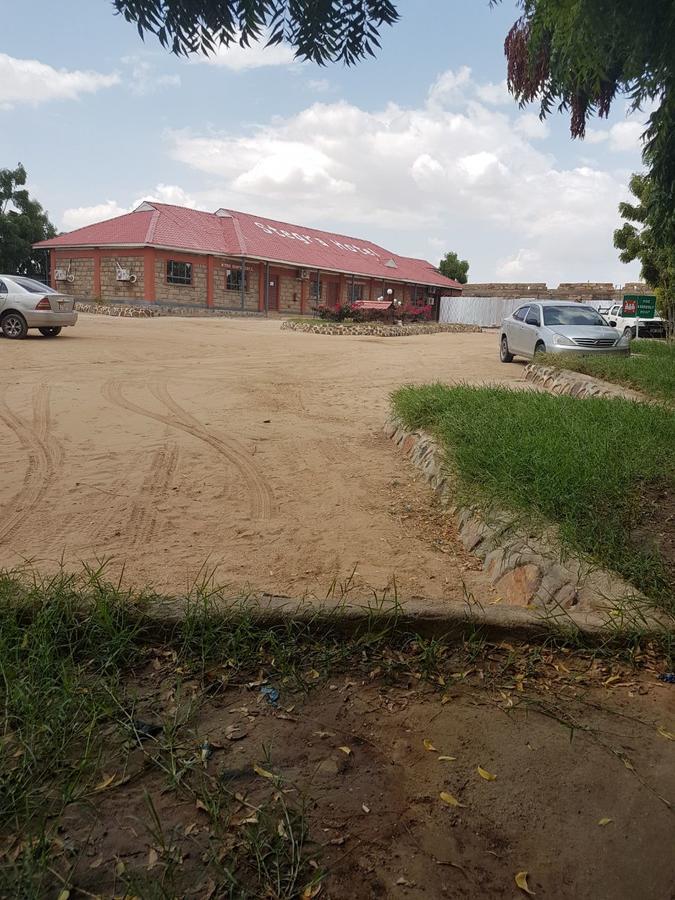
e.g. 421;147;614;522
253;221;381;259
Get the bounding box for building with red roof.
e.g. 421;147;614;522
35;202;462;315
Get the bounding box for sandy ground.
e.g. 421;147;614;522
60;645;675;900
0;316;525;601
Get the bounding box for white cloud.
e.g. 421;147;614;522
122;57;181;96
515;113;550;140
62;184;197;230
307;78;332;93
0;53;119;109
585;119;645;152
198;39;296;71
474;79;510;105
60;66;642;282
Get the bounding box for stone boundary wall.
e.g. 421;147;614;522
384;417;650;623
281;321;481;337
75;302;263;319
462;282;651;302
524;363;647;403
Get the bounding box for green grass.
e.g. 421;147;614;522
540;339;675;402
392;383;675;613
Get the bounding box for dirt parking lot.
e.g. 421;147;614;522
0;316;524;601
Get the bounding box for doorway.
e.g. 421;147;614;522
267;275;279;311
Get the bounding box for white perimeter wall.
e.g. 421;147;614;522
439;296;608;327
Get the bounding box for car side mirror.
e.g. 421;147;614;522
608;321;616;327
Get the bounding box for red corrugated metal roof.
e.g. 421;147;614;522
35;202;461;289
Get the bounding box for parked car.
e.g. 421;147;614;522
604;303;668;339
500;301;630;363
0;275;77;339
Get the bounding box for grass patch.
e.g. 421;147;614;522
0;566;672;895
392;383;675;613
540;339;675;402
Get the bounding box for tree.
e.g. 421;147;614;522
614;172;675;330
113;0;399;65
439;251;469;284
0;164;56;277
504;0;675;239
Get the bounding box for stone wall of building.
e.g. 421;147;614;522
154;259;207;305
101;255;145;303
53;257;95;300
461;282;651;302
278;272;304;313
212;260;260;311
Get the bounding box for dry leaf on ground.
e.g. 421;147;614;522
515;871;535;895
423;739;437;752
439;791;465;808
478;766;497;781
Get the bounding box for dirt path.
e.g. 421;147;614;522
0;317;525;600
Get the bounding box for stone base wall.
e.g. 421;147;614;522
155;259;208;305
75;302;262;319
213;261;260;311
281;321;481;337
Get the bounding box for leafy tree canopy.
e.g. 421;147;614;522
614;172;675;327
0;163;56;277
113;0;399;65
439;251;470;284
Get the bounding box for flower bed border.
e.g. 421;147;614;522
384;416;666;633
281;320;481;337
75;302;263;319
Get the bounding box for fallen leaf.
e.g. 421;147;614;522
115;860;126;876
57;891;70;900
362;804;370;813
604;674;621;686
313;731;335;739
301;883;322;899
338;746;352;756
515;871;535;895
439;791;465;808
598;817;613;826
657;726;675;741
93;773;117;792
253;763;276;780
147;848;158;869
423;739;437;752
438;756;457;762
89;857;104;870
478;766;497;781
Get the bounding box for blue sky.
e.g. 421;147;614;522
2;0;645;283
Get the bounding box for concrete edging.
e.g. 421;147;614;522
524;363;647;403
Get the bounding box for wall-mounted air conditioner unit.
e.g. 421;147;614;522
55;268;67;281
116;263;137;283
298;268;310;280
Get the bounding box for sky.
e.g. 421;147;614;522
2;0;648;284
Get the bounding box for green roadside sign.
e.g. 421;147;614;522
622;294;657;318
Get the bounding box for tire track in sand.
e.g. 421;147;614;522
102;378;273;521
125;442;180;547
0;384;63;544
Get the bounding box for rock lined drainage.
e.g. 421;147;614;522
384;416;660;632
281;321;481;337
524;363;647;403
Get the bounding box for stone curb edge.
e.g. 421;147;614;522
280;321;481;337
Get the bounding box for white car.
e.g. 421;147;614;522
604;303;667;340
0;275;77;339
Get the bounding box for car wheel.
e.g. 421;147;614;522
534;341;546;357
1;312;28;340
623;327;633;339
500;334;514;363
39;327;62;337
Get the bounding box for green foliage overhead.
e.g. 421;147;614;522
614;172;675;326
112;0;399;65
504;0;675;237
0;164;56;277
439;251;470;284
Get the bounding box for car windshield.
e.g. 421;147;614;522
11;276;57;294
543;306;607;327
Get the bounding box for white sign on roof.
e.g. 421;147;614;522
253;221;380;258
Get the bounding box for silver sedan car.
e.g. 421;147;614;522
0;275;77;339
500;301;630;363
